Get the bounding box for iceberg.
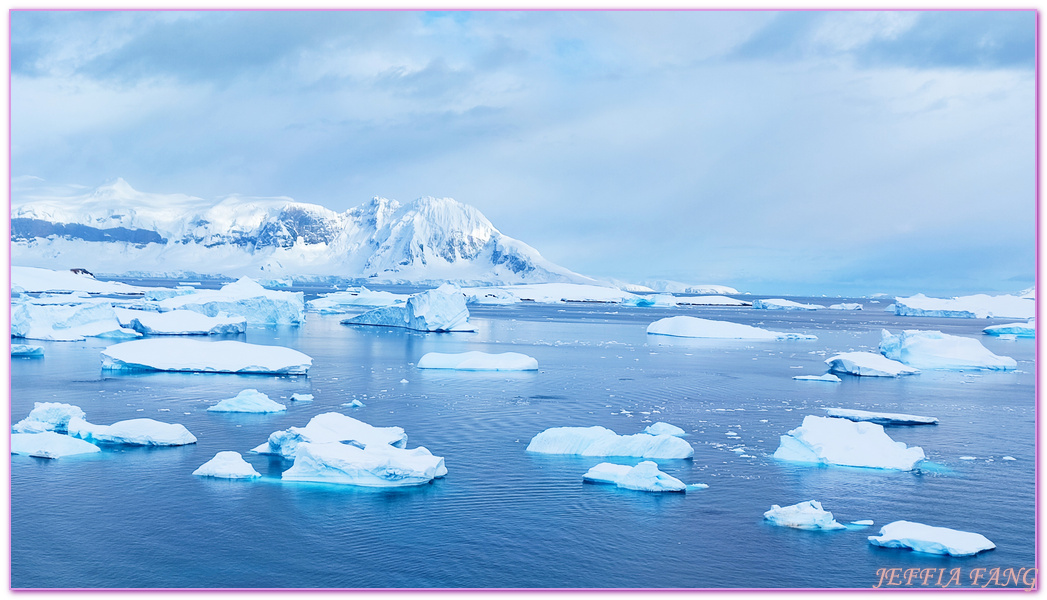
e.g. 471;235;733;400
11;344;43;357
280;441;447;487
793;374;842;383
642;422;687;437
773;415;925;470
416;351;538;371
646;316;816;340
193;451;261;479
752;298;823;310
825;352;919;377
763;500;846;530
11;431;101;458
67;417;197;446
526;426;694;459
101;338;312;375
983;321;1035;338
464;288;519;305
891;293;1034;319
12;301;140;341
583;461;686;492
306;288;410;314
342;284;474;332
674;295;750;306
11;266;144;295
828;303;862;310
158;277;305;325
290;393;314;402
13;402;87;433
207;389;287;413
868;521;996;557
824;408;938;426
252;412;407;459
879;329;1017;371
126;309;247;335
461;283;637;304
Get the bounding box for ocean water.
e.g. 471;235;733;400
10;297;1036;589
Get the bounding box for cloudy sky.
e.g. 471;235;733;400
10;10;1036;296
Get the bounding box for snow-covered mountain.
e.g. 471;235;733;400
11;179;598;285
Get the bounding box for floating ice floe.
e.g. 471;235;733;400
67;417;197;446
124;309;247;336
851;520;875;526
763;500;845;530
526;426;694;459
12;301;140;341
464;288;519;305
983;321;1035;338
752;298;823;310
646;316;816;340
101;338;312;375
880;329;1017;371
11;344;43;357
290;393;314;402
828;303;862;310
306;288;410;314
251;412;407;459
281;441;447;487
462;283;636;304
11;266;144;295
825;352;919;377
417;351;538;371
583;461;686;492
193;451;261;479
793;374;842;383
642;422;686;437
11;431;101;458
824;408;938;426
773;415;925;470
868;521;995;557
890;293;1034;320
207;389;287;413
344;400;365;408
674;295;750;306
13;402;86;433
158;277;305;325
342;284;474;332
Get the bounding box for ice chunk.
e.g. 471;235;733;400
583;461;686;492
646;316;816;340
772;415;925;471
642;422;686;437
280;441;446;487
127;309;247;335
207;389;287;413
763;500;846;530
158;277;305;325
11;431;101;458
252;412;407;459
101;339;312;375
344;400;365;408
793;374;842;383
306;288;410;314
193;451;261;479
880;329;1016;371
417;351;538;371
526;426;694;459
983;321;1035;338
11;344;44;357
828;303;862;310
13;402;86;433
825;352;919;377
851;520;875;526
12;301;140;341
824;408;938;426
67;417;197;446
342;284;474;332
290;393;314;402
1002;456;1017;461
868;521;995;557
752;298;823;310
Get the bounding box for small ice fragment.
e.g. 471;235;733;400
1002;456;1017;461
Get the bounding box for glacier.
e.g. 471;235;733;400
13;402;87;433
772;415;925;470
526;426;694;459
890;293;1034;319
11;431;101;459
207;389;287;413
251;412;408;459
646;316;816;340
763;500;846;530
125;309;247;336
100;339;312;375
193;451;261;479
416;351;538;371
583;461;686;493
825;352;919;377
342;284;474;332
752;298;823;310
67;417;197;446
879;329;1017;371
868;521;996;557
983;320;1035;338
824;408;938;426
280;441;447;487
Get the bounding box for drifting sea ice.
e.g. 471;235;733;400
281;441;447;487
823;408;938;426
868;521;996;557
879;329;1017;371
157;277;305;325
11;431;101;459
674;295;750;306
207;389;287;413
772;415;925;471
12;301;140;342
793;374;842;383
642;422;687;437
193;451;261;479
983;321;1035;338
890;293;1033;319
526;426;694;459
67;417;197;446
125;309;247;336
290;393;314;402
252;412;408;459
825;352;919;377
752;298;823;310
763;500;846;530
417;351;538;371
646;316;816;340
11;344;43;357
461;283;636;304
13;402;87;433
101;338;312;375
828;303;862;310
342;284;474;332
583;461;686;492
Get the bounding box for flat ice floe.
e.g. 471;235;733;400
646;316;816;340
526;426;694;459
793;374;842;383
583;461;686;492
824;408;938;426
773;415;925;470
67;417;197;446
252;412;408;459
868;521;996;556
11;266;144;295
207;389;287;413
11;431;102;458
763;500;845;530
825;352;919;377
416;351;538;371
280;441;447;487
193;451;261;479
890;293;1034;319
880;329;1016;371
124;309;247;335
342;284;474;332
13;402;86;433
157;277;305;325
642;422;687;437
983;321;1035;338
12;301;140;341
11;344;44;357
752;298;823;310
674;295;750;306
101;338;312;375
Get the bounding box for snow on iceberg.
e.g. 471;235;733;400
868;521;995;557
251;412;407;459
193;451;261;479
824;408;938;426
793;374;842;383
207;389;287;413
752;298;823;310
11;344;43;357
11;431;101;458
12;301;140;341
891;293;1033;319
879;329;1016;371
126;309;247;335
306;288;409;314
157;277;305;325
983;321;1035;338
646;316;816;340
342;284;474;332
280;441;447;487
763;500;845;530
773;415;925;470
642;422;687;437
101;338;312;375
825;352;919;377
416;351;538;371
13;402;86;433
67;417;197;446
526;426;694;459
583;461;686;492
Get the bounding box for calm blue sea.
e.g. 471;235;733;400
10;295;1036;589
